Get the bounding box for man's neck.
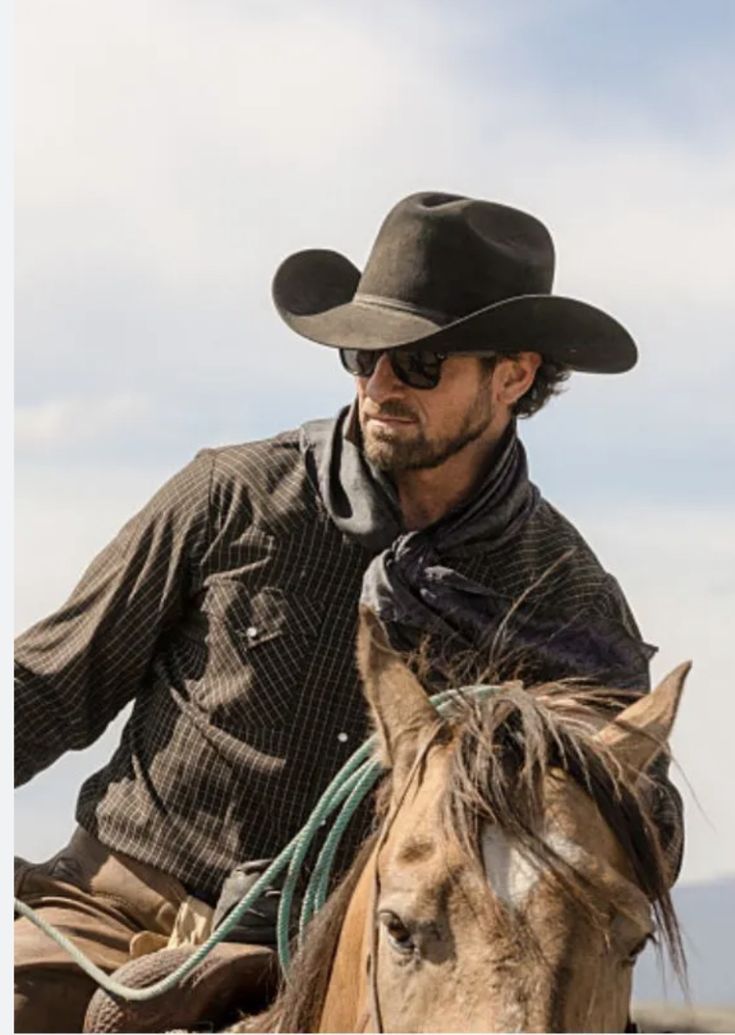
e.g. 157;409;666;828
395;419;512;530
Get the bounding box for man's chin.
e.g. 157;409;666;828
363;426;418;469
363;417;495;473
364;440;437;473
364;442;409;472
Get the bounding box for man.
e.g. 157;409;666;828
14;192;679;1032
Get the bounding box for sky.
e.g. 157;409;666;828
13;0;735;910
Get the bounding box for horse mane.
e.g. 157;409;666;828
442;681;683;966
242;833;381;1033
247;680;684;1033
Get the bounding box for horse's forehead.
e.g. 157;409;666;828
480;775;642;910
544;770;637;880
480;824;581;908
401;739;453;803
383;746;456;857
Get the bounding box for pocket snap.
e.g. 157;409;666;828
198;582;323;731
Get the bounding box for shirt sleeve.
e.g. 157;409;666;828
14;449;214;787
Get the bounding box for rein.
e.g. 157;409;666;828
14;684;501;1004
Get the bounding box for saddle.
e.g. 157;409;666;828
83;941;278;1033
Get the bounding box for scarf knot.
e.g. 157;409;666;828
300;404;539;652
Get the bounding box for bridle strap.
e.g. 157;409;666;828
367;875;384;1033
367;721;446;1033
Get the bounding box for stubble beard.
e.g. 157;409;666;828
360;390;495;472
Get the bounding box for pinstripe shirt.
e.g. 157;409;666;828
14;426;657;903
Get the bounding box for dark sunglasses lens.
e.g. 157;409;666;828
340;347;444;389
392;348;444;388
340;349;379;377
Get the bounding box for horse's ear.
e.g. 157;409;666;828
595;661;691;770
356;605;439;779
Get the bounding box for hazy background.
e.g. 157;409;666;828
15;0;734;1005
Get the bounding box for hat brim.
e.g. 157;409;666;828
273;249;638;374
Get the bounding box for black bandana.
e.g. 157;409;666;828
300;403;541;652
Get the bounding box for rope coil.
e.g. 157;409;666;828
14;684;499;1002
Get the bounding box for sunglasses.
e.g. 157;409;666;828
339;346;449;390
340;346;497;390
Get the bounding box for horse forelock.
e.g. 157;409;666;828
245;681;684;1032
441;680;684;978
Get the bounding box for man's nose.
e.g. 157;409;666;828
363;353;404;401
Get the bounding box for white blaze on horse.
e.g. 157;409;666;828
234;608;687;1033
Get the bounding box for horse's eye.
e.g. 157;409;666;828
379;911;415;955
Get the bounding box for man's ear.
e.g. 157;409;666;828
595;662;690;771
494;351;542;407
356;606;439;784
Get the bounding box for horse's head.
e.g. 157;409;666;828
347;607;688;1033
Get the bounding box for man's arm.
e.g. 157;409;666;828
14;449;214;787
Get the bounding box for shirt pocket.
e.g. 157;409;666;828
199;581;323;732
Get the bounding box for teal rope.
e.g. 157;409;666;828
297;683;502;940
14;683;499;1001
298;684;501;934
298;757;380;938
14;853;292;1003
275;742;377;971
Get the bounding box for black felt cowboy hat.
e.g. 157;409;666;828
272;191;637;373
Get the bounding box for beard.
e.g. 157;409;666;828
360;389;494;472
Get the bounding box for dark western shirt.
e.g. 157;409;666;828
14;428;667;903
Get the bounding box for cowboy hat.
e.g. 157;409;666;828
272;191;637;374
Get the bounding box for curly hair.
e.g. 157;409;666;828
481;355;571;418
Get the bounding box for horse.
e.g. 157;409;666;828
230;607;688;1033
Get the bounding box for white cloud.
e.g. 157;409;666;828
15;0;735;487
16;0;735;310
16;1;461;292
15;393;151;450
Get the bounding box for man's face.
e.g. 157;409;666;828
355;352;498;472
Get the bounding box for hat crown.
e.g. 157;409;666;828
271;190;637;374
356;192;555;321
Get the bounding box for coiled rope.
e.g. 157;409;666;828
14;684;499;1002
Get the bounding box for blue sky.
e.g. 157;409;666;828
459;0;734;133
14;0;735;913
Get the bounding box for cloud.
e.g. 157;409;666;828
16;1;735;303
15;393;151;451
15;1;734;403
15;0;735;500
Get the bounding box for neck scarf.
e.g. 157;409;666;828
300;403;539;651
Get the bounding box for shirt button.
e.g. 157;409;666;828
246;626;258;639
337;732;349;743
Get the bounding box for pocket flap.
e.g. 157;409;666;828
201;582;321;644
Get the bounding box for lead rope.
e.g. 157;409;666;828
14;684;501;1003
